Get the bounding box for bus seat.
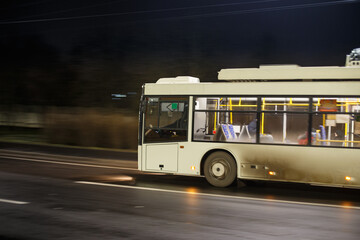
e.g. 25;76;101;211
239;125;251;140
213;124;236;141
227;124;237;139
232;125;241;135
213;124;226;141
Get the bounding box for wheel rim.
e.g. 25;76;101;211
210;159;229;180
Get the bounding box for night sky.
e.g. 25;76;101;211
1;0;359;107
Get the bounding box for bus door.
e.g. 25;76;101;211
143;97;189;172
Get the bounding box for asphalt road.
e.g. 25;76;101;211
0;143;360;240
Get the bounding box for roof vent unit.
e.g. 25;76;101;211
156;76;200;84
346;48;360;66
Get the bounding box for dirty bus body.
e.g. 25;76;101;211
138;54;360;188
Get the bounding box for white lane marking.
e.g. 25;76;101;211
0;198;29;205
76;181;360;210
0;155;138;171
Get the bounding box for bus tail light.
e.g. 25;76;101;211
345;176;351;181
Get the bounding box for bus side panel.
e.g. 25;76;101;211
177;142;360;188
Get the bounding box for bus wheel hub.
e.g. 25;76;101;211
212;163;225;177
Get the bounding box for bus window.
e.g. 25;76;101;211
260;97;309;145
261;113;309;144
159;101;187;129
144;97;159;129
193;96;257;142
312;98;360;147
311;113;360;147
144;97;188;143
193;112;257;142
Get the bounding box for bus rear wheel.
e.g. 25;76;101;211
204;151;237;187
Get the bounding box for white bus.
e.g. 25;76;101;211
138;52;360;188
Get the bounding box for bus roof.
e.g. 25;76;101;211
218;65;360;81
145;60;360;96
144;81;360;96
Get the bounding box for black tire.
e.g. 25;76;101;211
204;151;237;187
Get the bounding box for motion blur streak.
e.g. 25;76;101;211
0;155;137;171
76;181;360;210
0;198;29;205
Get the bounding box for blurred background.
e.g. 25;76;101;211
0;0;359;150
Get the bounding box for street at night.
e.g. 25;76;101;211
1;1;360;239
0;143;360;240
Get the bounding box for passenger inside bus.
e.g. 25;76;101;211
297;128;321;145
248;119;257;137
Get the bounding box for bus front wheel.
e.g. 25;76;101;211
204;151;237;187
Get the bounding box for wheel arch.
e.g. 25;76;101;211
200;148;238;177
